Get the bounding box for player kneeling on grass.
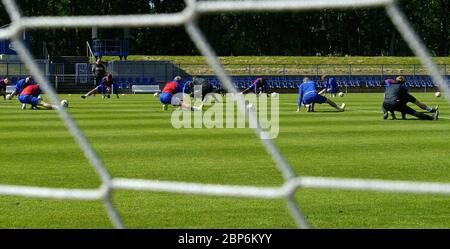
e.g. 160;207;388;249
160;76;201;111
187;76;220;104
81;74;119;99
322;75;339;98
383;76;438;120
297;77;345;112
382;76;439;121
18;84;61;110
6;76;36;109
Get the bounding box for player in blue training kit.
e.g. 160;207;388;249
7;75;35;99
383;76;438;120
6;75;36;109
297;77;345;112
241;77;270;96
182;81;193;96
322;75;339;97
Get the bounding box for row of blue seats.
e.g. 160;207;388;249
194;75;441;89
114;76;157;85
109;79;437;90
203;79;436;89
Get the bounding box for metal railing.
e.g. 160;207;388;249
176;63;450;77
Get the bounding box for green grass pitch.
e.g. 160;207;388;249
0;92;449;228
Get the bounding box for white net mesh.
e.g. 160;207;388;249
1;0;449;229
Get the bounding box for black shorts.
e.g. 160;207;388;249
405;94;416;103
383;100;403;112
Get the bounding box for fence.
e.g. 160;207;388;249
176;64;450;77
0;60;49;80
2;61;449;88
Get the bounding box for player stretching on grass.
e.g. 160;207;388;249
160;76;201;111
18;84;60;110
297;77;345;112
383;76;438;119
382;76;439;121
241;77;269;96
187;76;220;103
0;77;9;100
6;76;36;109
322;75;339;97
81;74;119;99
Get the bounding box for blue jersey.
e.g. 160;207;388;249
328;78;338;88
298;81;318;107
14;78;35;94
182;82;193;94
385;79;408;90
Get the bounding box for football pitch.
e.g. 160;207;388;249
0;92;449;228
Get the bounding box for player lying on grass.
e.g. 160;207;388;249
186;76;220;104
81;74;119;99
383;76;439;119
297;77;345;112
18;84;61;110
241;77;270;96
382;76;439;121
322;75;340;97
0;77;10;100
160;76;202;111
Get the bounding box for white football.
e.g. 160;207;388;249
154;92;160;97
271;92;278;97
338;92;345;97
435;92;441;97
246;103;255;111
5;94;12;100
60;99;69;108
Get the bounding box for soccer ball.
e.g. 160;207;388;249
338;92;345;97
271;92;278;97
246;103;256;111
5;94;12;100
60;99;69;108
435;92;441;97
154;92;160;97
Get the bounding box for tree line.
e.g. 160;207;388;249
0;0;448;58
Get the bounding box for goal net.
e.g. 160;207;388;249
0;0;449;229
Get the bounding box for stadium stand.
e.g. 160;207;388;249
184;75;439;92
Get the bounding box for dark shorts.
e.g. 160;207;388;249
405;93;416;103
96;84;117;94
329;87;339;94
201;84;214;98
383;100;406;112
